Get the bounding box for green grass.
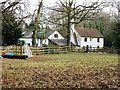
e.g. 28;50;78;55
2;52;118;88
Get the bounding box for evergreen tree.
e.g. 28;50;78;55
2;10;22;45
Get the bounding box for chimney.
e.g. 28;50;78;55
70;19;75;31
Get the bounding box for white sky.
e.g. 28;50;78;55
5;0;118;23
22;0;118;23
2;0;118;13
29;0;102;8
28;0;119;13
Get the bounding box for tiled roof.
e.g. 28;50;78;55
45;30;55;37
22;29;55;38
50;39;67;46
75;27;103;38
22;30;33;38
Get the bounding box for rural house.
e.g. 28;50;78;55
70;23;104;49
19;30;66;46
20;22;104;48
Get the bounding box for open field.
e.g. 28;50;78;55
2;52;118;88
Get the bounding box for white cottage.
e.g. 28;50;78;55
19;30;66;46
20;24;104;48
70;24;104;49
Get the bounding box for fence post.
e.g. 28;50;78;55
86;45;89;53
15;45;17;54
20;45;22;55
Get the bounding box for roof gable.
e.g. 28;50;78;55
75;27;103;38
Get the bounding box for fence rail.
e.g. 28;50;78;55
0;45;118;55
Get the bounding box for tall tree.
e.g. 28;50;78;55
1;0;31;21
2;9;22;45
111;1;120;48
48;0;106;46
32;0;43;47
1;0;31;45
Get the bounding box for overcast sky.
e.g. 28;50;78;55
7;0;119;13
29;0;103;8
28;0;86;11
22;0;118;23
27;0;119;13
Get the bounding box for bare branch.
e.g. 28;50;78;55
2;1;20;13
46;0;108;46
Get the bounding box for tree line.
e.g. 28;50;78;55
1;0;120;48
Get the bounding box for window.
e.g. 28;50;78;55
97;38;100;42
90;38;92;41
54;34;58;38
84;38;87;42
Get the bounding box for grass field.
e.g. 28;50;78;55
2;52;118;88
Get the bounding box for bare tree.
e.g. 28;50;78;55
32;0;43;46
1;0;31;27
47;0;107;46
105;0;120;48
1;0;33;45
117;1;120;22
113;1;120;48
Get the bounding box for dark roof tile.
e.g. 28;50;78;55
75;27;103;38
50;39;67;45
22;30;33;38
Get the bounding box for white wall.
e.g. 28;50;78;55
20;38;32;46
42;39;49;45
19;38;42;46
80;37;104;49
99;38;104;48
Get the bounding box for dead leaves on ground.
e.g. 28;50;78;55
2;63;118;88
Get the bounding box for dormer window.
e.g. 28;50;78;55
54;34;58;38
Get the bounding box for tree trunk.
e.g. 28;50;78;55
67;20;71;46
67;3;71;46
32;26;37;46
32;0;43;47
